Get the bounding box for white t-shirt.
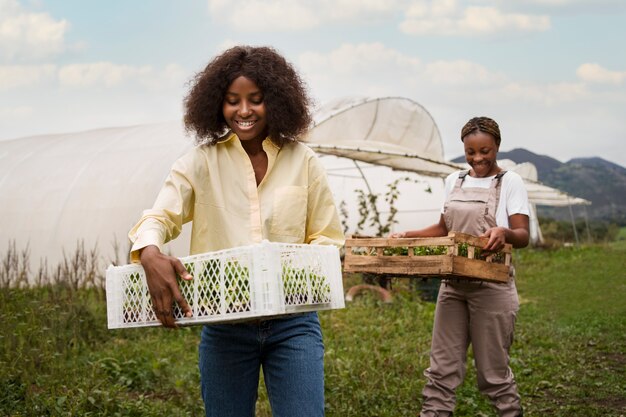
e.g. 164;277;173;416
441;170;530;228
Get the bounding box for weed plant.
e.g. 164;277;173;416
1;238;624;416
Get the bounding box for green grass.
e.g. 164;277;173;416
1;241;625;416
511;240;626;416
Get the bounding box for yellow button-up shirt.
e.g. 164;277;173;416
128;133;344;262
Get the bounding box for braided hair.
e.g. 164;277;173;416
460;117;501;147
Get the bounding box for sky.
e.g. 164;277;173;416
1;0;626;166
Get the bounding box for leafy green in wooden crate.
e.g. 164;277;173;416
355;243;506;263
372;246;448;256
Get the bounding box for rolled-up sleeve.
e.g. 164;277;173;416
128;158;195;262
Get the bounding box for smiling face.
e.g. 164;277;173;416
463;131;500;177
222;75;268;143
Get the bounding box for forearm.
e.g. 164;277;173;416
482;214;529;251
403;222;448;238
394;214;448;238
504;214;530;248
139;244;161;262
504;227;529;248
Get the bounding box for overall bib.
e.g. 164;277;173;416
420;171;522;417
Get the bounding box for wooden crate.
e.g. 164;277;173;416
344;232;512;283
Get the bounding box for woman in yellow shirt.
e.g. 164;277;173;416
129;45;344;417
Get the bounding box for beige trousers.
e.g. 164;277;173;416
420;279;521;417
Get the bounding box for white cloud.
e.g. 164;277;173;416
400;2;550;36
405;0;456;18
576;63;626;85
298;42;608;114
423;60;506;85
203;0;624;34
0;0;69;62
58;62;152;87
0;61;187;92
140;63;189;91
216;0;319;31
521;0;623;8
0;104;32;119
207;0;397;31
329;0;399;20
0;0;20;15
462;7;550;34
299;42;426;100
523;0;574;5
299;42;513;101
493;0;626;15
57;62;187;91
0;64;56;90
500;81;587;105
301;42;420;76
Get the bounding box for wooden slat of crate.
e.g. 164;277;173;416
344;236;457;248
451;258;510;283
345;233;509;250
344;254;452;275
343;232;511;283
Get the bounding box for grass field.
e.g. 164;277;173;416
1;240;624;416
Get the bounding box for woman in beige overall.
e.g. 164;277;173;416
391;117;530;417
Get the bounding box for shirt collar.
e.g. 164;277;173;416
219;131;279;157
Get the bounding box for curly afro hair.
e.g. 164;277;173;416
183;45;312;147
461;116;501;147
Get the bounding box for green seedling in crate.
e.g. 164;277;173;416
221;261;251;312
456;243;505;263
282;265;331;305
378;244;504;261
122;272;145;323
374;245;448;256
190;259;251;316
309;272;331;304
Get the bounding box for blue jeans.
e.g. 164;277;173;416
198;312;325;417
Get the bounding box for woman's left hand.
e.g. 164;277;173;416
481;226;507;252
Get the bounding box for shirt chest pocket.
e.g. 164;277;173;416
270;186;307;240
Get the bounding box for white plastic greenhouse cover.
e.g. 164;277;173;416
0;122;195;272
303;96;461;177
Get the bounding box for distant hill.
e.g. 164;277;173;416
497;148;562;178
452;148;626;224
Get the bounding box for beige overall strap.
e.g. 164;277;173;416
492;170;507;214
455;170;469;188
443;170;470;213
483;170;507;226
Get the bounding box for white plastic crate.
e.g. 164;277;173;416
106;241;344;329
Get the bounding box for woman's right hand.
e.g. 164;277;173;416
389;231;407;238
139;245;193;328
